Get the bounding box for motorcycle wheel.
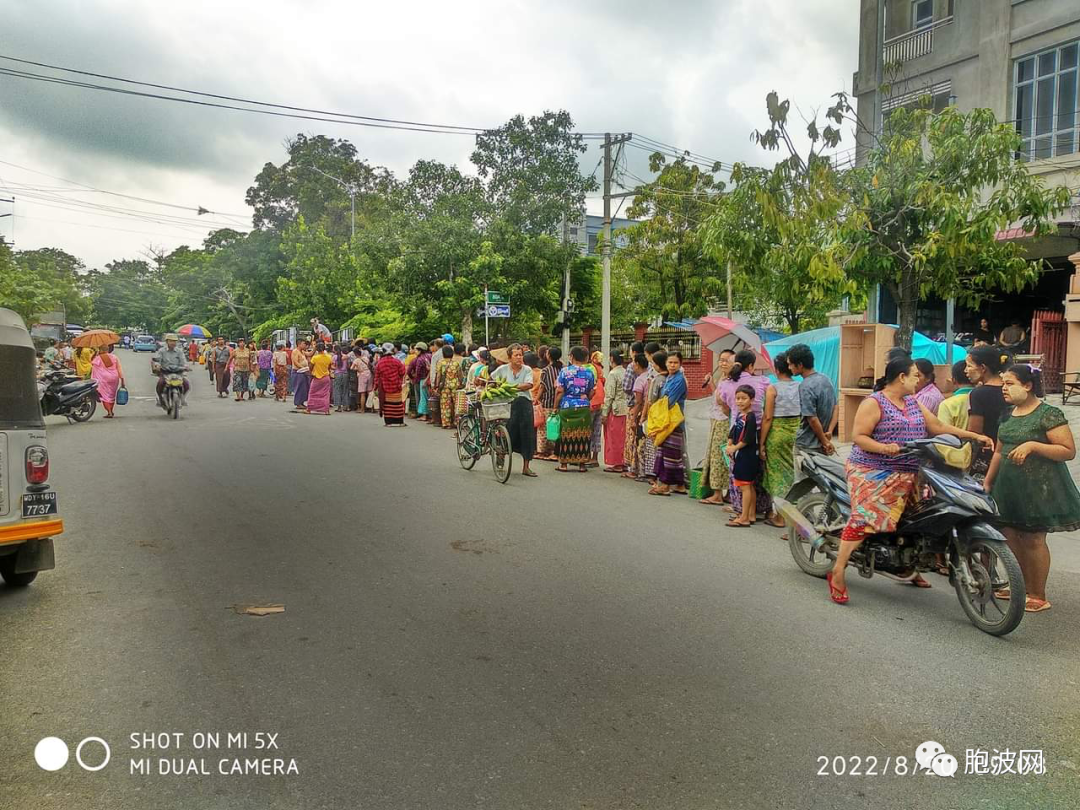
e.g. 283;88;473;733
788;491;841;578
170;393;180;420
952;535;1025;636
0;555;38;587
69;397;97;423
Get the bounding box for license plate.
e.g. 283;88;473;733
22;492;58;518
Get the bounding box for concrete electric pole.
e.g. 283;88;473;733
601;132;632;371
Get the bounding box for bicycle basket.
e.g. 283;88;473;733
481;399;512;421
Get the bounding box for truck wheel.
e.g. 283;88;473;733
0;556;38;586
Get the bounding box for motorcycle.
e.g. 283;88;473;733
38;365;99;423
157;369;188;419
776;436;1026;636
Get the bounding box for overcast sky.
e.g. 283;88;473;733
0;0;859;269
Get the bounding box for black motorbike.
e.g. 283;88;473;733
776;436;1026;636
38;366;99;423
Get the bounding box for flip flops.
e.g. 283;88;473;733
826;571;849;605
1025;598;1051;613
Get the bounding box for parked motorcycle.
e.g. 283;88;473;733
776;436;1026;636
38;366;99;423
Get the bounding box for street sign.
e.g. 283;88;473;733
486;304;510;319
486;291;508;304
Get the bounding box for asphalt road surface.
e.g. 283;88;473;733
2;358;1079;809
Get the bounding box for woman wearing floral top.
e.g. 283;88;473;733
985;365;1080;613
553;346;596;472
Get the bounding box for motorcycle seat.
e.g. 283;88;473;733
59;381;96;396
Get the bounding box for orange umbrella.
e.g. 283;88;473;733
71;329;121;349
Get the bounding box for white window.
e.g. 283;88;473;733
1015;40;1079;161
912;0;933;29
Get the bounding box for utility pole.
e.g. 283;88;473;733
867;0;886;323
601;132;632;370
561;208;571;356
726;261;733;320
0;197;13;246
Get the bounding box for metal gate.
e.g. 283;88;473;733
1030;310;1066;393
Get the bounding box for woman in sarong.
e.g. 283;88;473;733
639;351;668;484
435;345;462;429
272;343;289;402
332;345;350;411
588;351;606;467
650;352;688;495
760;353;802;527
534;347;563;460
374;342;407;426
305;343;333;415
90;346;124;418
553;346;596;472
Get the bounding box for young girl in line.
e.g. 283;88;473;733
726;384;760;528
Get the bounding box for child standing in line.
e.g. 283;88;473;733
726;384;760;528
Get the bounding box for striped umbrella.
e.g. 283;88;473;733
176;324;212;338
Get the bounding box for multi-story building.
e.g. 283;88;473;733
853;0;1080;382
565;213;638;257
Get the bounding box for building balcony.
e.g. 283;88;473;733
883;16;954;65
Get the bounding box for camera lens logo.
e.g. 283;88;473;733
34;737;111;772
34;738;69;771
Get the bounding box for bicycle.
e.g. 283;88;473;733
456;396;513;483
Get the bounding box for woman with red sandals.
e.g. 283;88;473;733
827;356;992;605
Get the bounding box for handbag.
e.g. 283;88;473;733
115;386;129;406
545;411;561;441
533;402;545;429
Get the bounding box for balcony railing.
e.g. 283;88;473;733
883;16;953;65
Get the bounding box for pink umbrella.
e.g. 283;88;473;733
692;317;773;371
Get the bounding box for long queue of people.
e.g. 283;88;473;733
193;330;1080;614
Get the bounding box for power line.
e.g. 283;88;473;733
0;54;488;134
0;65;488;137
0;158;251;222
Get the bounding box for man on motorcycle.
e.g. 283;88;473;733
152;333;190;407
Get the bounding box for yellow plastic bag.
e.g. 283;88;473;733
647;396;684;446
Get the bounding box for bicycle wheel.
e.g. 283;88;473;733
457;415;479;470
490;423;513;483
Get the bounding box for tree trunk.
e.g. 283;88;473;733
895;268;916;351
462;308;473;346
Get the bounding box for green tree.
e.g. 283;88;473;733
13;247;93;324
616;153;725;320
471;111;597;235
0;239;57;322
246;134;396;237
841;105;1072;349
705;92;854;334
87;259;169;331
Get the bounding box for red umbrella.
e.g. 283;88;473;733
692;317;773;370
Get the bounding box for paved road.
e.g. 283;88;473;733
2;359;1079;809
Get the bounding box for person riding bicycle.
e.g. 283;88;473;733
152;333;190;407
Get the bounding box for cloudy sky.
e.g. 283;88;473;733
0;0;859;269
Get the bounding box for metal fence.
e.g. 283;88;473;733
568;328;701;360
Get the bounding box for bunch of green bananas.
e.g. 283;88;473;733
479;380;519;401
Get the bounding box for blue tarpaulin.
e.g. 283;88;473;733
764;325;967;389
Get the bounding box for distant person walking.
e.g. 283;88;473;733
212;336;232;398
91;346;125;419
231;339;254;403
